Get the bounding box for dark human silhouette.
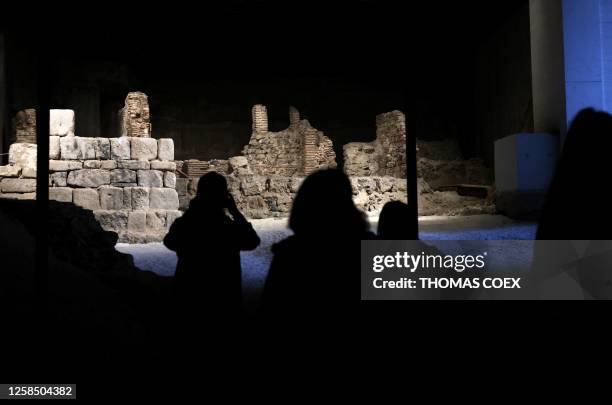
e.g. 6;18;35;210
164;172;260;319
261;169;375;314
537;108;612;240
377;201;412;240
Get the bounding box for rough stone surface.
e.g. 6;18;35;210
129;187;150;210
60;137;97;160
22;168;37;178
138;170;163;188
130;137;158;160
228;156;252;175
49;160;83;171
50;109;75;137
49;136;60;159
96;138;111;160
49;172;68;187
13;109;37;144
119;92;151;138
157;139;174;161
344;110;406;178
84;160;102;169
111;169;137;184
0;165;21;177
49;187;73;203
67;169;111;188
128;211;147;233
100;160;118;170
146;210;167;231
99;186;125;210
150;161;176;171
1;178;37;193
117;160;149;170
163;172;176;188
94;210;129;231
166;210;183;229
9;143;37;172
243;111;336;177
110;137;131;160
73;188;101;211
149;188;179;210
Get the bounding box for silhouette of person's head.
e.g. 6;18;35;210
538;108;612;239
378;201;410;240
192;172;228;210
289;169;369;237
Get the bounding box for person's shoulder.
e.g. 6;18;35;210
271;235;299;255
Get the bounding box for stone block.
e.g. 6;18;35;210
49;172;68;187
67;169;111;188
117;160;149;170
150;160;176;171
49;136;60;159
111;169;137;184
123;188;132;209
1;178;37;193
146;210;167;231
50;109;75;137
94;210;128;232
128;211;147;233
100;160;117;170
129;187;150;210
49;160;83;171
166;210;183;229
164;171;176;188
99;186;125;210
95;138;111;160
0;165;21;178
130;137;158;160
73;188;101;211
21;168;37;178
0;192;36;200
138;170;163;187
84;160;102;169
8;143;37;172
228;156;252;175
110;137;131;160
59;136;97;160
48;187;73;203
149;188;179;210
158;139;174;161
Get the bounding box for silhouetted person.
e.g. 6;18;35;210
164;172;260;321
261;169;375;315
537;108;612;240
378;201;412;240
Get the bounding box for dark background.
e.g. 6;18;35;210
3;0;531;167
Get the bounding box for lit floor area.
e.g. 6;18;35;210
115;215;538;302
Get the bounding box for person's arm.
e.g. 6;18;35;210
227;194;261;251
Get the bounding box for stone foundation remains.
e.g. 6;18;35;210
344;110;407;178
243;105;336;177
119;92;152;138
0;103;180;243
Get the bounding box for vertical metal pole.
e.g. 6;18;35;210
35;43;50;301
0;33;6;164
405;88;419;239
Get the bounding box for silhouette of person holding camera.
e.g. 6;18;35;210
164;172;260;320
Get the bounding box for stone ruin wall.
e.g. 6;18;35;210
119;92;152;138
344;110;407;178
0;107;181;243
242;105;337;177
174;106;408;218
